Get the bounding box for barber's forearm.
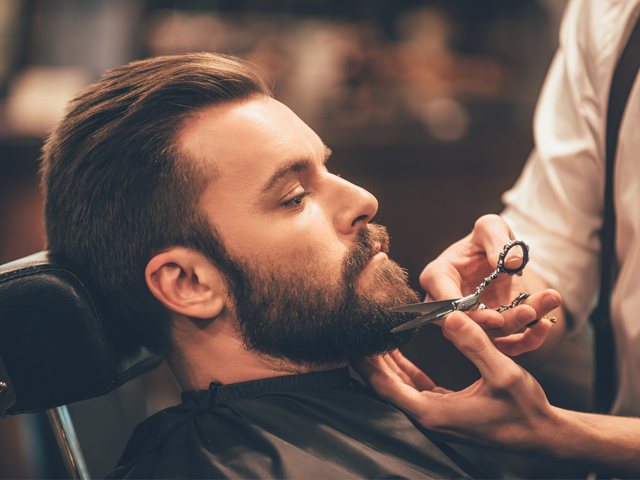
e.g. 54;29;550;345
539;407;640;476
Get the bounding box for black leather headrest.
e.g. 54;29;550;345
0;252;162;416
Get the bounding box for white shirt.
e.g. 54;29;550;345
501;0;640;416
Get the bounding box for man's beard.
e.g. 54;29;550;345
222;224;421;367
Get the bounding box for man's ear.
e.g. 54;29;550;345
145;248;228;319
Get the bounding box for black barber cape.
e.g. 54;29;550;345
107;368;503;479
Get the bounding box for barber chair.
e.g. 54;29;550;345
0;252;163;479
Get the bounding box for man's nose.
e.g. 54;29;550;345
331;176;378;235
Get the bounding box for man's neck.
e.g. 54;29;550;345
166;312;346;391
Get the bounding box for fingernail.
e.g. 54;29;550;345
505;245;524;266
505;254;523;268
446;313;468;333
518;309;536;326
542;293;560;310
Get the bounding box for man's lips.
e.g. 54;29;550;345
367;242;387;266
366;242;382;263
344;225;392;281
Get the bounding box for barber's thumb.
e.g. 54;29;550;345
444;312;507;379
444;312;489;355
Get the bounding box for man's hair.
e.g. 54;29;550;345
40;53;271;354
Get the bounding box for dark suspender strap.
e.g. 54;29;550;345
591;13;640;414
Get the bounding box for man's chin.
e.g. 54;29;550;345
232;244;420;368
241;302;418;368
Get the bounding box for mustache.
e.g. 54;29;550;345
343;223;390;281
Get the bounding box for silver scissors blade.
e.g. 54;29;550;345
389;298;458;314
390;292;482;333
390;302;456;333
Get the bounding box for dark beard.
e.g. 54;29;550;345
225;224;421;367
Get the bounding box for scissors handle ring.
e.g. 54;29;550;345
497;239;530;275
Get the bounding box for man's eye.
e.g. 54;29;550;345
282;191;310;208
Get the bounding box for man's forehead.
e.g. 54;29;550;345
177;96;327;200
178;97;323;162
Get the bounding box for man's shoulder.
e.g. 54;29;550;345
106;402;199;478
106;376;473;479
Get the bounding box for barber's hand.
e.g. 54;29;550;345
421;214;561;356
354;312;557;452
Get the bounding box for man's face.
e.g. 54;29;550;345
178;96;419;365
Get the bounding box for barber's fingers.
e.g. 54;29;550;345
378;352;439;392
522;289;561;316
484;289;561;337
443;312;519;382
420;215;519;301
354;357;430;402
466;308;507;330
352;355;393;388
470;215;520;270
353;356;445;424
382;353;417;388
389;351;438;391
419;263;464;303
483;304;537;338
464;288;560;333
491;319;554;356
354;353;440;393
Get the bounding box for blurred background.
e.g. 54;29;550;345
0;0;575;478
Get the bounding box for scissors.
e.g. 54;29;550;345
390;239;531;333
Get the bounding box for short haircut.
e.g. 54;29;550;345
41;53;271;354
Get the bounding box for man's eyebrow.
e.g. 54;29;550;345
260;159;311;196
259;144;333;197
